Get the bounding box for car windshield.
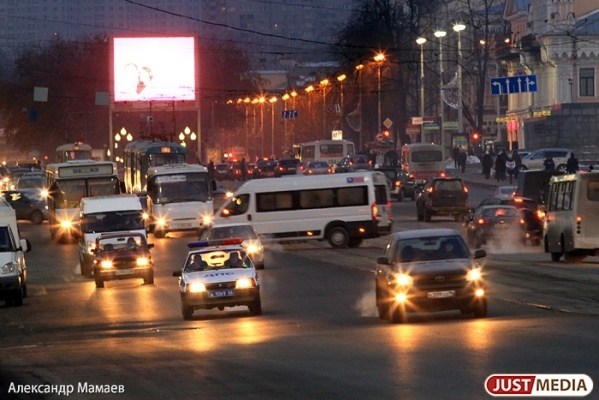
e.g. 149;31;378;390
97;235;148;252
482;207;519;218
184;249;251;272
434;180;463;191
309;162;329;168
395;236;469;262
209;225;257;240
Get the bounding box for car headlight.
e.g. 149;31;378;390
156;218;166;227
395;273;413;286
142;212;149;220
236;278;255;289
101;260;113;269
202;215;213;226
246;244;259;254
60;220;73;229
87;242;96;252
1;262;17;275
467;268;482;281
187;282;206;293
136;257;149;266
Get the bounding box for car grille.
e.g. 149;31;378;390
413;272;467;291
205;281;236;290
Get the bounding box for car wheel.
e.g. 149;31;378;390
11;287;24;307
348;238;363;248
411;190;417;201
154;228;165;239
564;251;584;264
94;271;104;288
248;296;262;315
556;164;567;172
327;226;349;248
423;208;432;222
30;210;44;225
550;252;562;262
389;304;407;324
398;189;405;202
416;207;423;221
182;303;194;320
375;286;389;320
472;298;488;318
144;272;154;285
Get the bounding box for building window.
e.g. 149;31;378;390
579;68;595;97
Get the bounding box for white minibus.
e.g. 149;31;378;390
544;172;599;263
214;171;392;248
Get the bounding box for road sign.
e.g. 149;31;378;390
383;118;393;129
490;75;537;95
282;109;298;119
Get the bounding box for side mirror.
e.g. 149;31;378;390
172;270;182;277
19;239;31;253
473;249;487;259
376;256;390;265
148;243;154;249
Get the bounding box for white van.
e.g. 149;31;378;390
0;197;31;306
78;195;145;277
214;171;392;248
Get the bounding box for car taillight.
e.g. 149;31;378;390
477;218;485;225
427;187;434;193
371;203;378;220
463;186;469;193
395;181;401;187
537;210;545;219
387;201;392;219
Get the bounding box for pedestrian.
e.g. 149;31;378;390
506;153;517;184
590;165;594;171
240;157;248;181
457;149;467;173
512;150;522;179
482;151;493;179
452;145;460;170
495;150;507;181
543;156;555;170
207;160;215;180
566;153;579;174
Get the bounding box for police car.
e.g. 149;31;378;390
172;238;261;320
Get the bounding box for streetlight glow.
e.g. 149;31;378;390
416;38;427;142
374;54;386;138
416;37;427;45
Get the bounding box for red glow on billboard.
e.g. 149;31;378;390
113;37;196;102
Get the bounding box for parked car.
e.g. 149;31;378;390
274;158;301;177
464;205;526;248
465;196;543;246
334;154;372;173
416;177;469;222
520;148;573;171
255;159;277;178
199;223;265;269
302;160;332;175
374;228;487;323
1;189;47;224
376;167;417;201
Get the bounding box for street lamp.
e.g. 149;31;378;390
320;79;329;137
282;93;290;146
355;64;364;149
416;37;427;143
453;23;466;137
258;96;266;157
269;96;277;157
374;53;386;139
337;74;346;133
434;30;447;151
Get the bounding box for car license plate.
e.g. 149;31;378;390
115;269;134;276
209;289;235;298
174;223;192;229
427;290;455;299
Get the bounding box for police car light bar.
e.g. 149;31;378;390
187;238;244;248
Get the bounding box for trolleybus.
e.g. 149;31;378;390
55;143;93;163
45;160;120;242
296;140;355;167
123;140;187;193
401;143;446;190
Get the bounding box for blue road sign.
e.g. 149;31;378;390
281;109;299;119
491;75;537;95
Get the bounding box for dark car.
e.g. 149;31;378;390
274;158;301;177
255;160;277;178
230;161;250;181
416;177;469;222
376;167;417;201
334;154;372;173
466;196;543;246
92;232;154;288
464;205;526;248
1;189;47;224
375;228;487;323
214;163;232;181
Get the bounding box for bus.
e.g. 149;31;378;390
45;160;121;242
55;143;93;163
297;140;355;167
123;140;187;194
146;164;214;238
401;143;446;189
544;172;599;263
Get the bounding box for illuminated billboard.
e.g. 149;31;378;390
113;37;196;102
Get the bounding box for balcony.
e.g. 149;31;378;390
494;45;520;61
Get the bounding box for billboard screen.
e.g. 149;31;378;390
113;37;196;102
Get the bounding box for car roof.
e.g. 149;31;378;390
389;228;462;240
210;222;254;229
478;204;519;210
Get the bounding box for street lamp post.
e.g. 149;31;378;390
282;93;290;147
416;37;427;143
355;64;364;149
337;74;346;133
374;53;385;139
259;96;265;157
434;30;447;151
453;24;466;138
320;79;329;137
305;85;314;141
269;96;277;157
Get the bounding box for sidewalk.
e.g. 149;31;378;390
446;160;514;190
